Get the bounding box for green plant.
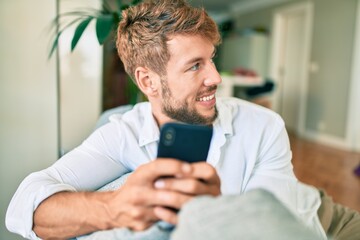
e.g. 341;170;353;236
49;0;143;106
49;0;141;58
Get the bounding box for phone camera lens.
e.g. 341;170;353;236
165;133;173;140
163;127;176;146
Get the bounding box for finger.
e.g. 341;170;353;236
118;205;159;231
154;178;208;195
130;219;158;231
151;190;192;210
153;206;178;225
155;178;221;196
133;159;192;183
128;187;192;209
190;162;221;185
126;205;159;222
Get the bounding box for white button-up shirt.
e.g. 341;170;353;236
6;97;326;239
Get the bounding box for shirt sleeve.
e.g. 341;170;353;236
243;115;327;239
5;122;130;240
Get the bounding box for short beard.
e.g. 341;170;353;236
160;78;218;125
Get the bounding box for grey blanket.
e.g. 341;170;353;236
77;174;322;240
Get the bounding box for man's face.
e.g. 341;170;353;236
159;35;222;125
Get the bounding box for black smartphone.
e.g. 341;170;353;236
157;122;213;163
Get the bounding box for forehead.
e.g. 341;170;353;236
166;35;215;63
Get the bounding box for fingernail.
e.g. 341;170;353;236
154;180;165;189
182;163;191;173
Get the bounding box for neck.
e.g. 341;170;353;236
150;101;175;127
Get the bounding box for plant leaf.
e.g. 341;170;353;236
71;17;93;52
113;12;121;23
48;16;85;58
48;31;61;59
131;0;142;6
121;4;130;10
96;14;114;45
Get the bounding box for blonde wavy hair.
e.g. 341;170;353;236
116;0;221;82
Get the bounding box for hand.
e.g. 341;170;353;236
152;161;221;224
106;159;199;231
154;161;221;196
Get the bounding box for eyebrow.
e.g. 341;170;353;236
183;49;217;66
184;57;203;66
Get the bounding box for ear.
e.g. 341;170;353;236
134;66;159;97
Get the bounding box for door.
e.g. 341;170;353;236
271;3;313;134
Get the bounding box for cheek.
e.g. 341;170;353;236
168;75;202;100
178;87;199;101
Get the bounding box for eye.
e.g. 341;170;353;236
210;53;217;64
189;63;200;71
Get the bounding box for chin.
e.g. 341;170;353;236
201;109;216;118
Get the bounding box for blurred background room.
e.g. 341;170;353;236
1;0;360;239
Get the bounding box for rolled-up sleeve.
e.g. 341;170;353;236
5;171;77;239
5;122;130;239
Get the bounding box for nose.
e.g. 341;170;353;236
203;62;222;86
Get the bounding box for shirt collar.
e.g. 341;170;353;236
214;99;233;136
138;103;160;147
137;98;234;147
205;99;234;167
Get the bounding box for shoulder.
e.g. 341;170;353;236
107;102;151;126
93;102;152;141
217;97;284;127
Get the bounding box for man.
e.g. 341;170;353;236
6;0;347;239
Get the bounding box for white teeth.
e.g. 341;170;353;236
198;94;215;102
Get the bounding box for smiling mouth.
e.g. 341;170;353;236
196;93;215;102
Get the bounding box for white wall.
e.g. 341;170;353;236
0;1;58;239
305;0;356;139
59;0;103;154
0;0;103;239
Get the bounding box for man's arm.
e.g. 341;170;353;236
242;118;326;238
6;123;131;239
6;120;221;239
33;191;122;239
32;159;221;239
244;124;296;198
